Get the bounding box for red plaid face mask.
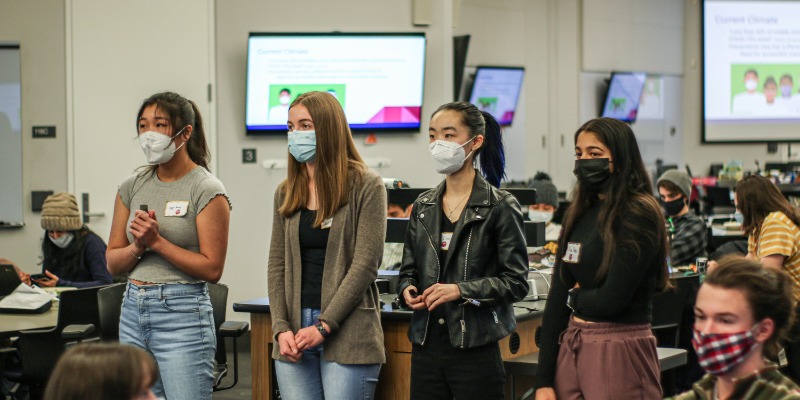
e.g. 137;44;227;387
692;325;759;376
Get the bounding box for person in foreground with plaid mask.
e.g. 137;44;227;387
670;257;800;400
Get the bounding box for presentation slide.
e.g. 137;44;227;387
704;1;800;142
246;34;425;133
468;67;524;125
602;72;646;122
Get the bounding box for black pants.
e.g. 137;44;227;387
410;322;505;400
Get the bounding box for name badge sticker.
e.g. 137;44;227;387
165;201;189;217
441;232;453;251
321;217;334;229
563;242;581;264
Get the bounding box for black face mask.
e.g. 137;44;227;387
661;197;685;216
574;158;612;192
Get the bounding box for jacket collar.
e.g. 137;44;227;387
415;171;495;273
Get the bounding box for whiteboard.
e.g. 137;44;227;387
0;46;23;227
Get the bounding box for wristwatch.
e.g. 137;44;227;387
315;322;329;338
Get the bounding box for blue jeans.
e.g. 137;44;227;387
274;308;381;400
119;282;216;400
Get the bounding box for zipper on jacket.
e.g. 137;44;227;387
460;319;466;348
491;310;499;324
419;218;441;347
463;226;474;280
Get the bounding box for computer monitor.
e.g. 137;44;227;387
601;72;647;123
467;66;525;126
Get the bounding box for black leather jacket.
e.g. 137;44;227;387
398;172;529;348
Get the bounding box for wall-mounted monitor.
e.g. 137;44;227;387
703;0;800;143
245;32;426;135
467;66;525;126
601;72;646;123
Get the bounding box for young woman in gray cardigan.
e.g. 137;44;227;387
268;91;387;400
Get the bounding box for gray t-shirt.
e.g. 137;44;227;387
118;166;231;283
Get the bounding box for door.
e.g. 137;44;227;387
67;0;216;241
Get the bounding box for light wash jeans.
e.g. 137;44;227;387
274;307;382;400
120;282;216;400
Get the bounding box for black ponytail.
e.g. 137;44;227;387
431;102;506;187
477;111;506;187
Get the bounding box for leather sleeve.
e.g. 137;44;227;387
456;194;529;305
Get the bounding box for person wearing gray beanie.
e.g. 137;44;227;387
527;172;562;243
18;192;113;288
656;170;707;266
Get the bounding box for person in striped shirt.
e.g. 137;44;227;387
735;174;800;383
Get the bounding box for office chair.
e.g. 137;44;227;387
96;282;125;341
208;283;249;392
84;282;248;392
651;287;684;348
2;285;104;399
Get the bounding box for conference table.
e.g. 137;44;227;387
0;302;58;338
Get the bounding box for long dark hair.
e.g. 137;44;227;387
41;226;93;278
431;102;506;187
135;91;210;172
736;174;800;240
558;118;669;290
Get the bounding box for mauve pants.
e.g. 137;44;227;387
555;318;662;400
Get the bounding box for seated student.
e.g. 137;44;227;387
381;199;412;270
669;257;800;400
43;343;158;400
33;193;113;288
657;170;707;266
526;172;562;267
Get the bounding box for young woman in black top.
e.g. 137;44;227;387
534;118;669;400
398;102;529;400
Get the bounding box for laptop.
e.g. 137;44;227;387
0;264;23;299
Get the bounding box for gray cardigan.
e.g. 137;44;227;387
268;168;387;364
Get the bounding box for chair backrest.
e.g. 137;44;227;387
57;285;104;332
652;275;700;347
208;283;229;365
11;285;106;387
97;282;126;341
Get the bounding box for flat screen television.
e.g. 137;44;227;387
703;0;800;143
245;32;426;135
601;72;646;123
467;66;524;126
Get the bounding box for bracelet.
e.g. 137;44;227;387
129;248;142;260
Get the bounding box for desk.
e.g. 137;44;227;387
709;225;746;252
0;302;58;338
234;295;545;400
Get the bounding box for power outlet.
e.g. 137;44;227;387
242;148;256;164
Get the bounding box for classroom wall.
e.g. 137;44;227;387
0;0;67;271
2;0;780;318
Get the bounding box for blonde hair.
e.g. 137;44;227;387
279;91;366;226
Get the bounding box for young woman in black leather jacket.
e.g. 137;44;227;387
398;102;529;400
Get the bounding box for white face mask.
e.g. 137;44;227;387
428;137;475;175
138;127;186;165
745;79;758;91
528;209;553;224
49;232;74;249
279;95;291;105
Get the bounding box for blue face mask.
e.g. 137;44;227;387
734;211;744;224
288;130;316;163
